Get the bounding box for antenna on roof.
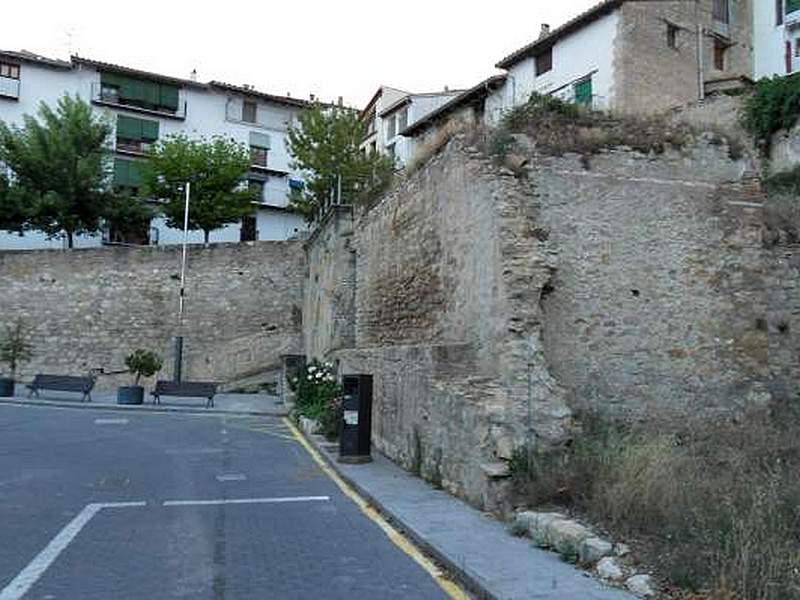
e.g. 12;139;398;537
540;23;551;38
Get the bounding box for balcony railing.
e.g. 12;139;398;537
91;82;187;120
0;76;20;100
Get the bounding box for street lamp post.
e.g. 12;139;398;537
173;181;191;382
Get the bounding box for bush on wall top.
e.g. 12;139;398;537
742;74;800;152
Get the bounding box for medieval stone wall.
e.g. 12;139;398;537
0;242;305;390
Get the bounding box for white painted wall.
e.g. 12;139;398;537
0;58;307;250
754;2;800;78
488;10;620;122
383;92;460;167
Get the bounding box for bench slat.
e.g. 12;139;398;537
154;381;216;397
28;374;94;402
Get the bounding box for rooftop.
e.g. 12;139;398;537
495;0;623;69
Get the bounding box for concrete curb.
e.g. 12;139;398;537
298;428;495;600
0;397;289;418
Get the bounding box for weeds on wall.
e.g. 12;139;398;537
490;93;698;159
289;360;343;440
511;410;800;598
742;75;800;153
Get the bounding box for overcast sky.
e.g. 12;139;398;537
5;0;598;107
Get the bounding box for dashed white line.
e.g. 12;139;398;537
94;418;129;425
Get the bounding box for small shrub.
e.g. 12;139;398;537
290;360;342;441
0;319;34;380
124;349;162;386
743;74;800;152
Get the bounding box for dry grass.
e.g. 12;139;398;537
512;409;800;599
406;119;465;174
492;93;743;161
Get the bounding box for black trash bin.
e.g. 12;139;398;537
338;374;373;464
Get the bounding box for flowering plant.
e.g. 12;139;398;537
291;359;342;440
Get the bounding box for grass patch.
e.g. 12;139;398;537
511;410;800;598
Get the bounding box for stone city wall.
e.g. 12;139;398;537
0;242;305;391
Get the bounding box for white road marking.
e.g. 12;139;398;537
215;473;247;482
162;495;330;507
94;418;129;425
0;501;146;600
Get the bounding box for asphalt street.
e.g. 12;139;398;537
0;404;451;599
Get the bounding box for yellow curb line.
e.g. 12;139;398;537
283;418;470;600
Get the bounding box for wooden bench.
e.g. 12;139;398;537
27;374;95;403
152;380;217;408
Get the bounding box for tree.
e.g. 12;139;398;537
140;134;255;244
0;172;30;234
0;319;33;381
287;105;394;221
0;95;114;248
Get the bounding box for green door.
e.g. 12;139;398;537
574;78;593;108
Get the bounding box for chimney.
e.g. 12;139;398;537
444;85;449;92
310;93;316;102
338;96;343;107
190;69;197;82
540;23;551;38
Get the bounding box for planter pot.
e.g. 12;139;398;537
0;378;14;397
117;386;144;405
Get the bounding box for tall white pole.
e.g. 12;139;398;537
174;181;190;382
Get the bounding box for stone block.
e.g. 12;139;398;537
579;536;613;564
626;574;656;598
596;557;624;581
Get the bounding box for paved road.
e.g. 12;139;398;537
0;405;451;599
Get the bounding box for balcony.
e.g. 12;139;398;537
0;76;20;100
91;82;187;120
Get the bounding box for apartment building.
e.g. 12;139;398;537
491;0;753;118
359;85;462;167
755;0;800;78
0;50;310;250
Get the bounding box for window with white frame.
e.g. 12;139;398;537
0;62;20;79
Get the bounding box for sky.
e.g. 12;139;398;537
4;0;599;108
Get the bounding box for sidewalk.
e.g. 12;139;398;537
0;386;288;417
303;432;634;600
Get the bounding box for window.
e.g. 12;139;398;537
116;115;159;154
100;72;180;113
398;108;409;132
713;40;727;71
778;0;784;25
387;143;396;159
712;0;729;23
386;116;396;140
795;38;800;57
250;146;268;167
0;63;20;79
535;48;553;76
248;179;265;202
242;100;257;123
240;215;257;242
574;78;593;107
667;23;679;49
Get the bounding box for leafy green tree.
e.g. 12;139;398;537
140;134;255;244
104;191;155;245
287;105;394;221
0;319;33;381
0;172;30;234
0;95;114;247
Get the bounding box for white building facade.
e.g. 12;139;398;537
754;0;800;78
0;50;309;250
359;86;461;167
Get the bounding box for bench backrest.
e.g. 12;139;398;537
32;374;94;393
154;380;217;398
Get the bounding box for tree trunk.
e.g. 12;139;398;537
204;229;210;245
66;230;74;249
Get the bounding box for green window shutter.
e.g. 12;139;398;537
788;0;800;13
116;115;140;139
128;160;142;187
249;132;271;149
574;78;593;107
141;81;160;107
159;84;180;111
114;158;130;186
141;119;159;141
113;159;142;187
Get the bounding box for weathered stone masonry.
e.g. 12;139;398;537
304;134;800;510
0;242;305;390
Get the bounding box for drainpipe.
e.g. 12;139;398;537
696;0;705;101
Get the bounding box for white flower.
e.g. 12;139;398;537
307;375;313;381
325;362;333;369
308;365;317;373
326;375;335;382
315;371;324;379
